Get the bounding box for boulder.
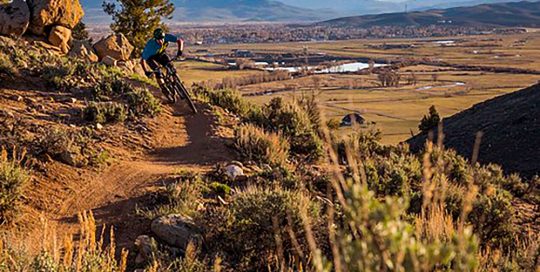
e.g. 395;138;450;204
118;59;145;76
225;163;245;180
151;214;202;250
101;55;117;66
93;34;134;61
0;0;30;37
27;0;84;36
69;40;98;62
48;25;71;53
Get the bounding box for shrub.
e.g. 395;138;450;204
0;53;15;76
219;186;321;270
419;105;441;133
83;102;127;124
200;88;253;117
0;148;29;225
137;178;203;220
36;128;106;167
92;75;133;100
125;88;161;117
234;124;290;167
258;98;324;162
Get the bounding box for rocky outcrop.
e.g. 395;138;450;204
48;25;71;53
0;0;30;37
93;34;134;61
26;0;84;36
151;215;203;251
69;40;98;62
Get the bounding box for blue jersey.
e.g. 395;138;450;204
142;34;178;60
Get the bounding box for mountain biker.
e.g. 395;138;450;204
140;28;184;102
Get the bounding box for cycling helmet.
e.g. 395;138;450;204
153;28;165;40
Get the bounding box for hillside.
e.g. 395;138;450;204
317;1;540;27
408;83;540;178
82;0;332;23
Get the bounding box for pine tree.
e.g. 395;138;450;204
103;0;175;56
72;21;91;43
419;105;441;133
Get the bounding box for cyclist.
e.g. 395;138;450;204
140;28;184;102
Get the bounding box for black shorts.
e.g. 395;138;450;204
147;53;171;71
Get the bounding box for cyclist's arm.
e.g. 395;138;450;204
140;58;149;73
177;38;184;54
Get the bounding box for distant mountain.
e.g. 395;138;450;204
317;1;540;27
81;0;335;24
407;83;540;178
283;0;535;16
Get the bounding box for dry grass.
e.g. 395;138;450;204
0;211;127;272
234;124;290;167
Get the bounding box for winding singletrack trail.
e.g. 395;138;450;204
53;103;233;248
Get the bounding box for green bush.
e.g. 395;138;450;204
92;75;133;100
258;98;324;162
0;53;15;76
125;88;161;117
234;124;290;167
0;149;29;225
83;102;127;124
137;178;203;220
219;186;321;270
199;88;253;117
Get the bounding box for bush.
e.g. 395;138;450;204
36;128;107;167
125;88;161;117
234;124;290;167
0;148;29;225
258;98;324;162
218;186;321;270
137;178;203;220
83;102;127;124
0;53;15;76
200;88;253;117
419;105;441;133
92;75;133;100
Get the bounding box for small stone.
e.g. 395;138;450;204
151;214;202;251
96;123;104;130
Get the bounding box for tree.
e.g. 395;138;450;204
72;21;91;43
419;105;441;133
103;0;174;56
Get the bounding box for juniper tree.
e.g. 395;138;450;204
419;105;441;133
72;21;92;43
103;0;175;56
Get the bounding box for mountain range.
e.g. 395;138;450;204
81;0;540;23
318;1;540;27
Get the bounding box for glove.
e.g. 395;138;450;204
145;71;154;78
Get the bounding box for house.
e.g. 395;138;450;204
340;113;366;127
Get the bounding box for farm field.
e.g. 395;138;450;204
181;33;540;144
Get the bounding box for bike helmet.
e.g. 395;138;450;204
153;28;165;40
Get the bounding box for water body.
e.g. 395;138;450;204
265;62;386;74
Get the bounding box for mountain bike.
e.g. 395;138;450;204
153;58;198;114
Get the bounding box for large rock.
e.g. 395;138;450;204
0;0;30;37
151;214;202;250
93;34;134;61
27;0;84;36
48;25;71;53
69;40;98;62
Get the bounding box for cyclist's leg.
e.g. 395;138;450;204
148;55;175;102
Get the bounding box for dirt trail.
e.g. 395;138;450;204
53;103;233;248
